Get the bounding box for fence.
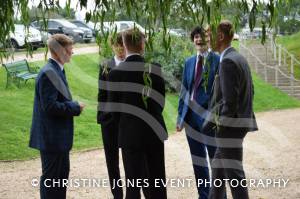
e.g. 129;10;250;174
239;37;300;96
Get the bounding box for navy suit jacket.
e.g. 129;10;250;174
29;59;81;152
97;58;116;126
108;55;167;149
177;51;220;128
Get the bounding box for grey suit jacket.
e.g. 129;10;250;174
216;47;258;133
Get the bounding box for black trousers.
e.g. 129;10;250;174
209;128;249;199
101;122;123;199
121;143;167;199
40;151;70;199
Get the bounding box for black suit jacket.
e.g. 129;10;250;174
217;47;258;133
108;54;168;149
29;59;81;152
97;58;116;126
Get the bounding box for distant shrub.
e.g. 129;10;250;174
145;33;194;92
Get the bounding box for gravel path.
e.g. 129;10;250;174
1;108;300;199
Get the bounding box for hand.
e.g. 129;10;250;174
176;124;183;132
79;102;86;112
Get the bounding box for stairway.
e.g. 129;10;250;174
239;40;300;100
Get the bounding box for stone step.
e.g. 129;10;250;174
278;85;300;89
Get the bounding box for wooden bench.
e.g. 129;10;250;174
2;59;39;88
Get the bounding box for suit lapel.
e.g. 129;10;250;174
188;55;197;89
48;59;72;99
189;53;212;89
221;47;235;63
109;58;116;69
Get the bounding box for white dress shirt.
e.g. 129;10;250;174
114;55;123;66
50;57;64;71
219;46;232;63
191;50;209;100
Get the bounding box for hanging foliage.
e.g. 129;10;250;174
0;0;289;61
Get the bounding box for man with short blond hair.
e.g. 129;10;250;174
30;34;85;199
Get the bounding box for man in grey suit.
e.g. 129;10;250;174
208;21;258;199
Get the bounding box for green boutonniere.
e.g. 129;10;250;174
142;63;152;109
202;52;212;93
101;61;109;76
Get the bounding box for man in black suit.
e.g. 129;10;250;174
107;28;168;199
29;34;85;199
97;32;125;199
208;20;258;199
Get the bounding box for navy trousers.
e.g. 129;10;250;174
40;151;70;199
185;109;217;199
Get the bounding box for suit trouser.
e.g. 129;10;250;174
40;151;70;199
101;122;123;199
185;110;217;199
121;142;167;199
209;128;249;199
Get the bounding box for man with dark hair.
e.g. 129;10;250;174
97;32;125;199
177;26;220;199
108;28;167;199
30;34;85;199
208;20;258;199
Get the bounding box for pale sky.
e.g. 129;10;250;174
24;0;271;21
27;0;96;21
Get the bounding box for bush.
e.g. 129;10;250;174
279;19;300;35
145;33;194;92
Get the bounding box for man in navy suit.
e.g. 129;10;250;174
29;34;85;199
177;26;220;199
97;32;125;199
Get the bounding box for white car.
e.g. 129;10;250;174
8;24;42;50
102;21;146;34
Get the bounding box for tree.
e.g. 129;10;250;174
27;6;76;23
0;0;288;61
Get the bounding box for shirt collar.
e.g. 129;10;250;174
197;50;209;58
125;53;141;59
50;57;64;71
220;46;232;63
114;55;123;66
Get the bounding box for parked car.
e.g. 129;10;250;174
240;27;263;39
168;28;187;37
40;30;51;46
103;21;145;34
4;24;42;50
31;19;85;43
70;20;94;42
233;33;240;40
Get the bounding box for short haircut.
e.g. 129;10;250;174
122;28;145;52
48;34;73;54
190;26;206;41
110;32;123;47
217;20;234;42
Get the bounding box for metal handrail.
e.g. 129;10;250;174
239;42;300;83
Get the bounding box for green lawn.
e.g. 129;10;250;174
0;53;300;160
276;31;300;79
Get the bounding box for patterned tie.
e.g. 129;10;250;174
193;55;203;100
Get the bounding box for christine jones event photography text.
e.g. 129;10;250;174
1;1;300;199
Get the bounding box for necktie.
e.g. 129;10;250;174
61;69;69;87
193;55;203;100
62;69;66;77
